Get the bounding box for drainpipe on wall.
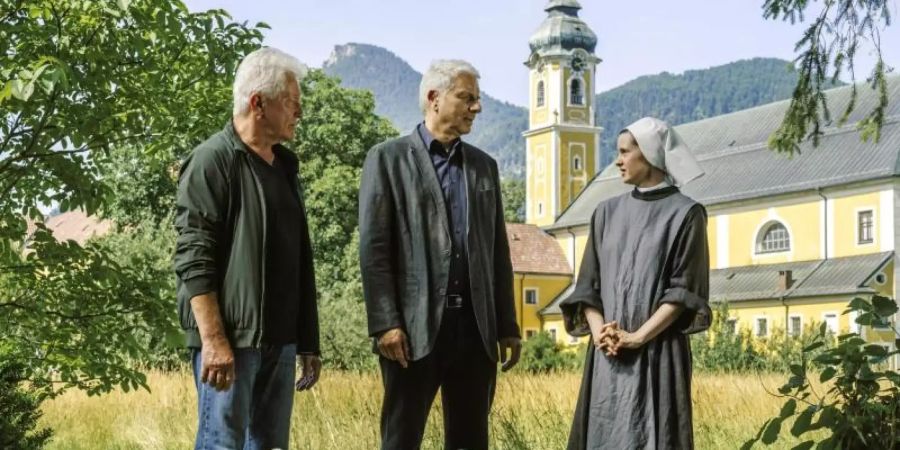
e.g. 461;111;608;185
779;270;794;343
516;273;525;335
817;188;829;260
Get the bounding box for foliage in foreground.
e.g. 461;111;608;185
744;295;900;450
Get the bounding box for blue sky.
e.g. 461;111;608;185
183;0;900;107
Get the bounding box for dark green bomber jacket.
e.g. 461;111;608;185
173;122;320;355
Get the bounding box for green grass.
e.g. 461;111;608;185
39;369;826;449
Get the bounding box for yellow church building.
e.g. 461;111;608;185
511;0;900;369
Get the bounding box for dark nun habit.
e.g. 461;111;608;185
562;117;712;450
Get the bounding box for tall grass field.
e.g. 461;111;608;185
38;369;827;449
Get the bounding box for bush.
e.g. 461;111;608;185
0;359;52;450
691;303;832;373
517;332;585;373
744;295;900;449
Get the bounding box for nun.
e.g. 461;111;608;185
562;117;712;450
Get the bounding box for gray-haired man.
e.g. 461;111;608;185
359;60;522;450
174;47;321;449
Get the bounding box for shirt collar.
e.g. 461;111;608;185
417;122;461;155
636;180;672;193
225;120;299;174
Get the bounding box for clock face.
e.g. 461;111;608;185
571;56;584;72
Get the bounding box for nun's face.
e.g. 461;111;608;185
615;132;654;186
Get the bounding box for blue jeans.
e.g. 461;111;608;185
192;344;296;450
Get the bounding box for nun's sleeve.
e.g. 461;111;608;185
659;203;711;334
560;208;604;337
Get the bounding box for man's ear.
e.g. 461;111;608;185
427;89;440;110
249;93;264;114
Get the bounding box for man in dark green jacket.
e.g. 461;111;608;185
173;47;321;449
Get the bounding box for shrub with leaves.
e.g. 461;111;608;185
517;332;584;373
0;360;52;450
743;295;900;450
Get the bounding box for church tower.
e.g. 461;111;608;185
525;0;602;226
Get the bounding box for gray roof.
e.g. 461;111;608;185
549;77;900;230
540;282;574;316
711;251;892;302
529;0;597;56
539;252;892;316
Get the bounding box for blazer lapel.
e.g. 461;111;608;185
407;132;451;239
462;143;477;236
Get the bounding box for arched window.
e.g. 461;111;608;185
569;78;584;105
536;81;545;107
756;222;791;254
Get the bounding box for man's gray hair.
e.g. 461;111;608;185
418;60;480;114
233;47;308;116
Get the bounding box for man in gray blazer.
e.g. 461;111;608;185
359;59;522;450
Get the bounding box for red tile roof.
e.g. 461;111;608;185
27;210;112;245
506;223;572;275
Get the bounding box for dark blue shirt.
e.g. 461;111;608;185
417;123;470;297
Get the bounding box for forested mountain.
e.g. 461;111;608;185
594;57;807;165
324;44;809;176
323;43;527;176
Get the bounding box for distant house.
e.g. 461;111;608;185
506;223;572;343
25;210;112;246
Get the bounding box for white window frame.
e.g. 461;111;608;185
754;316;769;337
524;288;539;306
855;208;876;246
525;329;537;339
788;314;803;337
822;312;839;334
725;318;738;334
755;220;791;255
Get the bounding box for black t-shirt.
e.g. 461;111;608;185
249;151;303;346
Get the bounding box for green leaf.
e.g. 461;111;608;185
816;406;839;428
855;312;874;326
787;374;805;388
791;441;815;450
871;295;899;318
117;0;132;10
813;353;841;365
863;344;888;357
0;81;12;104
10;79;34;101
886;371;900;386
762;417;783;444
790;364;805;377
803;341;825;353
791;406;815;436
164;328;185;348
895;338;900;350
819;366;837;382
858;365;878;381
847;297;872;312
780;399;798;418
